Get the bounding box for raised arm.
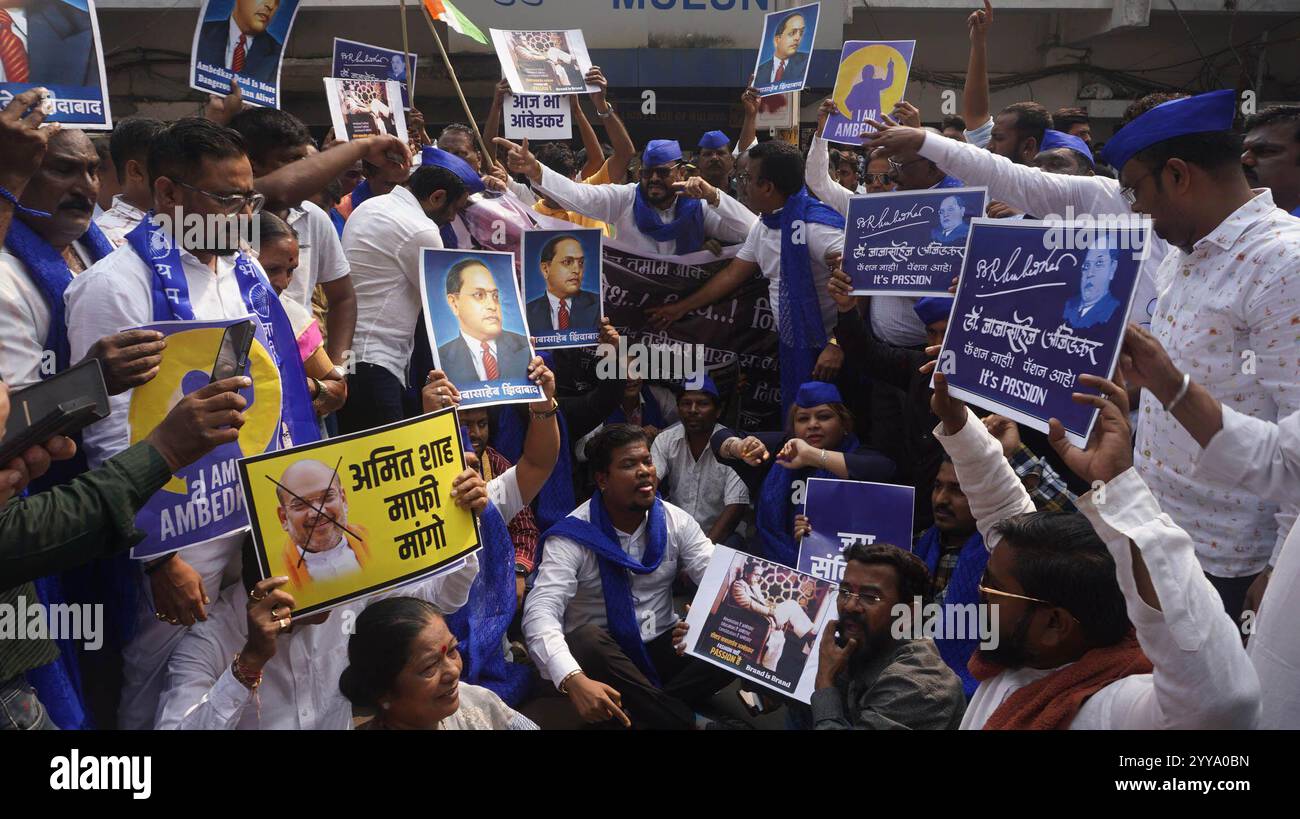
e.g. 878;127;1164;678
256;136;410;213
513;357;562;507
644;256;760;330
588;66;636;183
482;79;511;167
962;1;993;131
736;85;761;159
807;99;851;216
498;135;631;224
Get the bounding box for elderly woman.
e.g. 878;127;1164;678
341;597;537;730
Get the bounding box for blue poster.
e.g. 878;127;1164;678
420;248;544;408
797;478;915;583
189;0;302;109
332;37;418;108
521;227;603;349
0;0;112;129
823;40;915;146
845;187;988;297
937;219;1149;446
751;2;820;97
127;317;288;558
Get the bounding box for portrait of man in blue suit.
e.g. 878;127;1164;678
931;195;970;245
525;233;600;335
0;0;101;88
195;0;284;84
438;257;533;386
1063;245;1123;329
754;9;810;93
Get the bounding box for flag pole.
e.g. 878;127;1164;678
399;0;414;100
420;6;493;164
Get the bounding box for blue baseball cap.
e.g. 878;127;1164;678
420;146;485;195
1099;89;1235;173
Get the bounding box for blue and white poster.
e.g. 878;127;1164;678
420;247;544;408
751;2;820;98
522;227;603;350
189;0;303;109
0;0;112;129
823;40;914;146
937;219;1149;447
127;317;287;558
845;187;988;297
797;478;915;583
332;37;417;108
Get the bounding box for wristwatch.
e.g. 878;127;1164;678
514;562;530;576
530;397;560;420
596;101;615;119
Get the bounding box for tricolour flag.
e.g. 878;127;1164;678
423;0;488;45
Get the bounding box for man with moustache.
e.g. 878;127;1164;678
437;257;532;386
754;11;808;93
196;0;285;84
525;233;599;334
808;542;965;730
930;194;969;245
1242;105;1300;217
273;459;369;588
696;131;734;192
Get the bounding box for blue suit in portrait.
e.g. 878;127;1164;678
525;290;600;334
1063;292;1121;329
756;50;809;90
196;17;283;84
438;330;533;386
931;221;970;245
24;0;100;88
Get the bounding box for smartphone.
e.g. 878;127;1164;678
0;358;110;465
834;623;849;648
210;320;256;383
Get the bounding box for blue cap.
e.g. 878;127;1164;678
795;381;842;408
1099;89;1235;172
420;146;485;195
913;297;954;327
683;374;720;399
698;131;730;150
643;139;683;169
1040;129;1094;168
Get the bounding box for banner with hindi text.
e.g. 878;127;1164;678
797;478;915;583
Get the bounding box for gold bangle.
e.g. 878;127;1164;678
530;397;560;420
558;669;582;695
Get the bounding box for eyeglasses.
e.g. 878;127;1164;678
1119;160;1165;206
836;585;885;606
865;173;892;184
176;180;265;214
639;165;679;180
978;583;1082;623
454;288;500;305
887;157;929;173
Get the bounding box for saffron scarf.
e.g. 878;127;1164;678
754;432;859;569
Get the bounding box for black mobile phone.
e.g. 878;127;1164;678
0;359;110;465
210;320;256;383
834;623;850;648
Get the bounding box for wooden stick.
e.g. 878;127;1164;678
420;7;492;164
399;0;414;100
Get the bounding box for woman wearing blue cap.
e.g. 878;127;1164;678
711;381;895;568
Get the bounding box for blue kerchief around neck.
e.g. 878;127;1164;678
444;501;533;706
3;219;114;374
350;179;375;210
913;525;990;697
632;185;705;254
540;489;669;686
754;431;860;568
493;406;575;532
759;187;846;415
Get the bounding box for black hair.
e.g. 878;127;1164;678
843;542;932;605
775;11;805;37
586;423;649;474
228;108;312;166
941;115;968;133
439;123;475;141
540;233;581;265
1119;92;1190;128
535;142;578;179
1053;107;1090;131
1244;105;1300;144
1034;147;1093;177
829;148;861;172
748;140;805;198
339;597;444;710
258;211;298;245
409;164;467;205
990;512;1131;647
999;102;1053;147
1131;131;1244;176
445;257;494;295
146;117;248;187
109;117;165;180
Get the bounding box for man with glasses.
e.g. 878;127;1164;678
805;542;965;730
438;257;532;387
497;136;755;256
65;117;320;729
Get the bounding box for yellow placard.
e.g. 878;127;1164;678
238;407;480;616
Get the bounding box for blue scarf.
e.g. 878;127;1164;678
754;432;860;568
759;188;846;415
493;405;575;536
350;179;375;211
122;214;320;448
632;186;705;254
444;502;533;706
913;525;988;697
2;218;114;374
439;222;458;249
540;490;668;686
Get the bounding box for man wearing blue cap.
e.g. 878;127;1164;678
1032;129;1095;177
697;131;733;192
495;135;755;256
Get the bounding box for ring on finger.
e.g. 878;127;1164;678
277;618;290;630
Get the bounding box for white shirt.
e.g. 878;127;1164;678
0;242;92;389
522;498;715;685
533;164;756;256
298;536;363;583
937;409;1260;730
0;9;26;84
1194;406;1300;728
283;201;351;309
735;214;842;338
460;330;497;382
1136;190;1300;577
650;422;749;534
154;554;480;729
95;195;147;248
223;16;252;70
342;185;444;383
768;57;788;84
